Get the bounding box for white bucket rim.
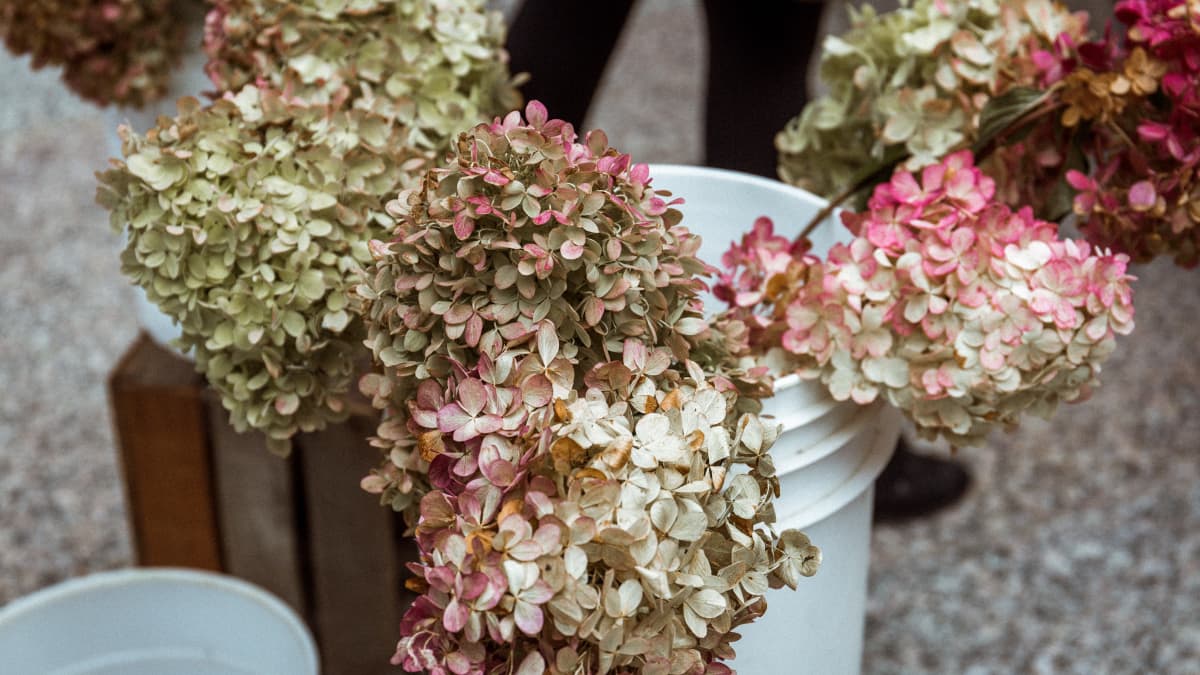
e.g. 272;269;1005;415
767;396;858;434
772;401;879;476
777;407;901;529
772;372;810;396
647;163;831;214
0;568;319;672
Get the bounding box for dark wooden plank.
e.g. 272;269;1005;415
298;415;403;675
206;393;306;614
107;334;222;570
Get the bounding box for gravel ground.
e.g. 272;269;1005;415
1;1;1194;673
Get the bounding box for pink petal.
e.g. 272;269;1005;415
457;378;488;417
889;171;923;204
453;454;478;478
561;240;585;260
438;403;473;433
481;458;516;487
526;100;548;127
521;580;555;605
582;297;604;326
443;598;469;632
459;571;490;600
1065;169;1094;191
508;540;543;561
513;600;544;635
1127;181;1156;211
453;212;475;239
444;304;473;324
475;414;504;435
533;523;563;552
465;314;483;348
452;419;480;443
630;163;650;185
522;374;553;408
417;380;444;409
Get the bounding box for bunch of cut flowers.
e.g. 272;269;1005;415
718;151;1135;447
778;0;1200;268
359;102;819;674
1061;0;1200;267
98;0;517;451
723;0;1200;447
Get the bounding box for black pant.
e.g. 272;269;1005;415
507;0;826;179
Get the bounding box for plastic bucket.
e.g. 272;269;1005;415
648;164;895;675
0;568;319;674
733;407;902;675
768;372;835;415
648;163;856;428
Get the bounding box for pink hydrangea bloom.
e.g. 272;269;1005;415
1067;0;1200;266
362;103;809;674
780;151;1136;446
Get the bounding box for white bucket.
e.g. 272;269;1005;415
649;163;856;427
648;164;896;675
0;568;319;674
733;407;902;675
107;3;212;353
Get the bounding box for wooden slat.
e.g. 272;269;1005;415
107;334;222;570
206;393;306;614
298;416;403;675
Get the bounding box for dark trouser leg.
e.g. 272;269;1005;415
701;0;825;178
506;0;638;130
873;438;971;522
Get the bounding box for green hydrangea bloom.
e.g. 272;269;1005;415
203;0;520;153
97;86;424;452
776;0;1086;197
98;1;518;449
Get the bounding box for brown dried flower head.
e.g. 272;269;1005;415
0;0;184;107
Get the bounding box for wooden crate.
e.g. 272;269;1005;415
108;334;416;675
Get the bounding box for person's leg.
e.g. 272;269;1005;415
873;438;971;522
506;0;638;130
701;0;825;178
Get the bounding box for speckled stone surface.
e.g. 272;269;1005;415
1;2;1195;674
0;58;138;598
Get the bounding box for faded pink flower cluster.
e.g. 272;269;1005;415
360;102;813;673
763;151;1135;446
390;369;816;675
1067;0;1200;266
712;217;815;354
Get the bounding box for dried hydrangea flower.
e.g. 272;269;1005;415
1064;0;1200;267
359;101;722;513
357;102;811;672
391;369;819;674
767;151;1135;447
203;0;519;161
776;0;1087;202
711;216;818;375
97;85;425;452
0;0;184;107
